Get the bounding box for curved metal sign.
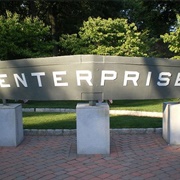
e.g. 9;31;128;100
0;55;180;101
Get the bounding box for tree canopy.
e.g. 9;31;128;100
60;17;152;57
0;0;179;60
161;15;180;60
0;11;54;60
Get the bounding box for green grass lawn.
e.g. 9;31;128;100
23;112;162;129
23;112;76;129
20;99;178;112
3;99;174;129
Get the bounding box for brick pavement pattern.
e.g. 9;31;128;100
0;133;180;180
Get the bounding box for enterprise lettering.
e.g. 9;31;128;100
0;70;180;88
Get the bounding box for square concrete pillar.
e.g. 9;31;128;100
76;103;110;154
0;104;24;146
163;102;180;145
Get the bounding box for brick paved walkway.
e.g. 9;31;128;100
0;133;180;180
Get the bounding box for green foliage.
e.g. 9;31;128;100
161;15;180;60
60;17;152;57
0;1;180;58
0;11;54;60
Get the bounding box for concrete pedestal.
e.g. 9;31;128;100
0;104;24;146
163;102;180;145
76;103;110;154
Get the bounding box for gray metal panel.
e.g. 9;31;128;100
0;55;180;101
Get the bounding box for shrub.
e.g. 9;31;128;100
60;17;152;57
0;11;54;60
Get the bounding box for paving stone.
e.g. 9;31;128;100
24;129;31;135
54;129;63;135
130;128;146;134
37;129;47;135
22;108;35;112
146;128;155;133
46;129;55;135
24;128;163;136
63;129;76;135
155;128;162;134
29;129;39;135
1;133;180;179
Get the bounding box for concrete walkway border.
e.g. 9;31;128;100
24;128;162;136
22;108;162;117
22;108;76;113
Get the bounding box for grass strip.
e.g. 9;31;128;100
20;99;178;112
110;115;161;128
23;112;162;129
23;112;76;129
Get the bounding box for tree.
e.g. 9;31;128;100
120;0;180;36
0;0;123;56
0;11;54;60
0;1;23;16
119;0;180;57
60;17;152;57
23;0;123;55
0;0;179;58
161;15;180;60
